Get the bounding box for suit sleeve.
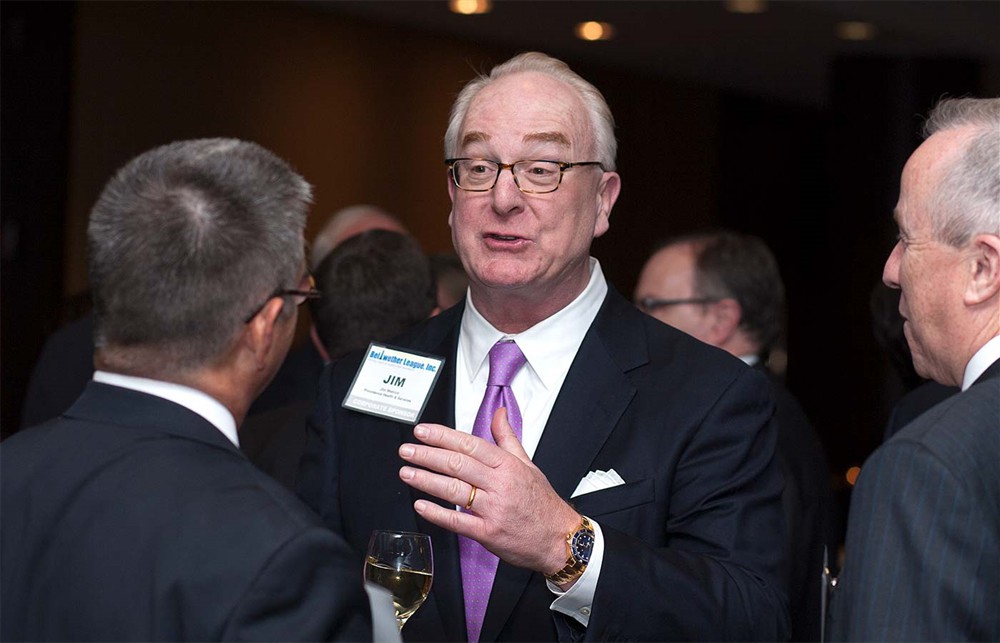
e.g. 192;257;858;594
223;527;372;641
830;440;994;641
585;368;790;641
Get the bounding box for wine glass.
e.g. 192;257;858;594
364;530;434;631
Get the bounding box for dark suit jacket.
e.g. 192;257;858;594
249;341;325;416
883;379;959;441
20;313;95;429
298;288;790;642
242;400;314;491
762;367;834;642
1;382;371;642
830;358;1000;641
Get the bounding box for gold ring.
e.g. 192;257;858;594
465;484;477;510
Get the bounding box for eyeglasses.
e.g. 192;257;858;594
636;296;720;313
243;273;321;324
445;158;604;194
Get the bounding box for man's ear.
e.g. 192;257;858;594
708;298;742;346
592;171;621;240
243;298;286;370
964;233;1000;306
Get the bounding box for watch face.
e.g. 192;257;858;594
570;530;595;564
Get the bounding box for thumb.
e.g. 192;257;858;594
491;407;530;462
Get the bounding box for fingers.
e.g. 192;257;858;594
399;463;484;510
407;423;506;467
412;498;481;538
399;439;494;490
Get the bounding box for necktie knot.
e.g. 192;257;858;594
487;340;526;387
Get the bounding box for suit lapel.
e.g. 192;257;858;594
480;289;645;642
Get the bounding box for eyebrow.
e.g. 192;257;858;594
459;131;572;151
461;132;490;147
524;131;571;147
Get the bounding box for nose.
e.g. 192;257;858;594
489;166;525;216
883;241;902;289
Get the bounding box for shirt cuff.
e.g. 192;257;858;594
547;518;604;627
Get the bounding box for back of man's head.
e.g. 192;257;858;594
310;204;407;270
88;138;311;377
673;230;786;354
310;229;436;359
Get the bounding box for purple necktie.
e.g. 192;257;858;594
459;340;526;642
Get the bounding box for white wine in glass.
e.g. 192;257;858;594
364;530;434;631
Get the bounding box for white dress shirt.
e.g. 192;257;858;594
962;334;1000;391
92;370;239;447
454;257;608;627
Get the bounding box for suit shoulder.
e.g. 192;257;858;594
872;385;999;498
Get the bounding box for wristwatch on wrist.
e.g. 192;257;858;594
545;515;595;585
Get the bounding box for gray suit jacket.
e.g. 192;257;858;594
1;382;371;641
298;288;790;642
830;358;1000;641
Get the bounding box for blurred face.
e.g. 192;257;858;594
633;243;715;345
448;71;620;311
882;129;971;386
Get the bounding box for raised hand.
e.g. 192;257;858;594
398;407;580;575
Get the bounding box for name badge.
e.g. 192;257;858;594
342;343;445;424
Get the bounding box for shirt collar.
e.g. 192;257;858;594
92;370;240;447
459;258;608;390
962;334;1000;391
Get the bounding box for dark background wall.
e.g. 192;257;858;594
2;0;995;517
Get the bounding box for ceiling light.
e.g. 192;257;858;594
837;21;877;41
725;0;767;14
449;0;492;15
575;21;615;41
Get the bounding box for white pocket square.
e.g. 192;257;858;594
571;468;626;498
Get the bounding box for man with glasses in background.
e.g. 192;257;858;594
635;230;834;642
299;53;789;641
1;139;373;641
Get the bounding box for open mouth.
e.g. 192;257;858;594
486;233;521;241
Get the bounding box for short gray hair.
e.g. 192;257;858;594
922;97;1000;247
88;138;312;374
444;52;618;170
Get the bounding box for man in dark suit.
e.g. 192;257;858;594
634;230;834;642
830;97;1000;641
1;139;373;641
298;52;789;641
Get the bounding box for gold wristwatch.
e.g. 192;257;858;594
545;515;595;585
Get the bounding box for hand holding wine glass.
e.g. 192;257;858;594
365;530;434;631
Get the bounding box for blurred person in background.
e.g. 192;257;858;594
635;229;833;642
